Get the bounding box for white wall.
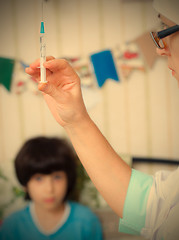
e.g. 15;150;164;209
0;0;179;178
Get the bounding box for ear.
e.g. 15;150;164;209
22;186;31;200
22;186;29;196
23;186;27;192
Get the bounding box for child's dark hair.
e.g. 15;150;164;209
14;136;77;201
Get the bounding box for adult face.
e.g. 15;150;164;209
156;14;179;85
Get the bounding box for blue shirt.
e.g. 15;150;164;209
0;201;103;240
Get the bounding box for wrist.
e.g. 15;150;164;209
64;111;92;135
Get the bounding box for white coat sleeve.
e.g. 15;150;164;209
141;167;179;240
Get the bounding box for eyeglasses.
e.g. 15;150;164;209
150;25;179;49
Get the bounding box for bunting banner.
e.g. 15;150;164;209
135;31;158;68
116;42;145;79
0;57;15;91
90;49;120;88
0;31;160;94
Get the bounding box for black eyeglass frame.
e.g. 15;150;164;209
150;25;179;49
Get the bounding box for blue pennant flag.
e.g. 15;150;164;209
90;49;119;88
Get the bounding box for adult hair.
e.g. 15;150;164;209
14;136;77;201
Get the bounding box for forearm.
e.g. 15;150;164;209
65;114;131;218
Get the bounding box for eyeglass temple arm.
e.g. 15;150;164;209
158;25;179;39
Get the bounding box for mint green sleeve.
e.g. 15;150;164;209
119;169;153;235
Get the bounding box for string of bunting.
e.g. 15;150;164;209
0;31;158;94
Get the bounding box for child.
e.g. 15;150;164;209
0;136;103;240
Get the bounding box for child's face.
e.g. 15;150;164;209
26;171;68;211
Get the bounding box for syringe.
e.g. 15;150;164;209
40;21;47;83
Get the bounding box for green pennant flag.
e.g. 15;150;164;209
0;57;15;91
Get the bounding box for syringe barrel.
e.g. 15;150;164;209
40;34;47;83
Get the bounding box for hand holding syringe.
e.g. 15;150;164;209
40;21;47;83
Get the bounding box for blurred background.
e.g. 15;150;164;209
0;0;179;239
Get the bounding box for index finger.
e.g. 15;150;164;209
30;56;55;69
44;59;72;73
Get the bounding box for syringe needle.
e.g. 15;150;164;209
40;21;47;83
